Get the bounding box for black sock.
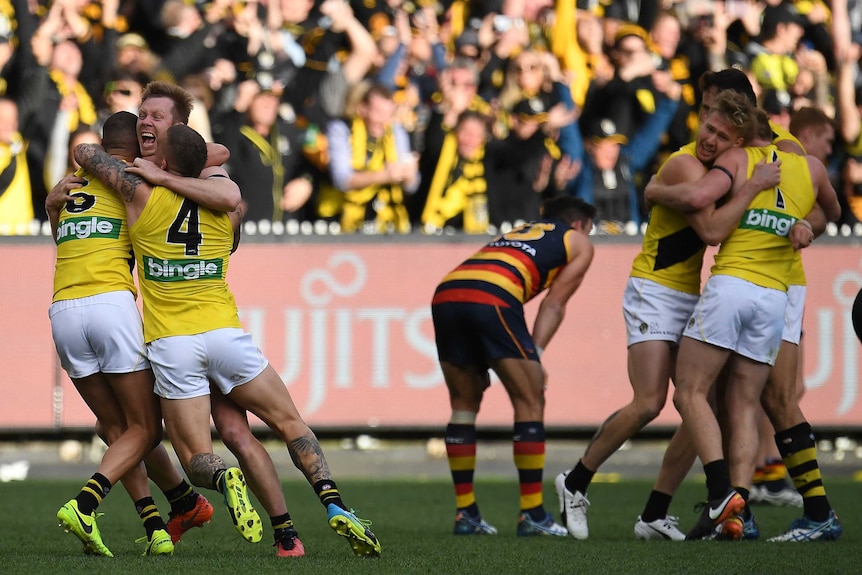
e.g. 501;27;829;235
213;469;228;494
75;473;112;515
163;480;199;515
313;479;345;510
775;422;832;522
564;460;594;496
271;512;294;531
135;497;167;539
640;490;672;523
703;460;730;501
524;505;547;522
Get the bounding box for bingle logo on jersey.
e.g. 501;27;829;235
739;209;796;237
143;256;223;281
56;216;122;243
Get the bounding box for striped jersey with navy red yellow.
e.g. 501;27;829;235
432;220;574;308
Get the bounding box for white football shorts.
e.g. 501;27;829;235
623;277;701;346
781;284;806;345
49;290;150;378
683;274;787;366
148;328;268;399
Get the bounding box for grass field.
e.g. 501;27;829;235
1;478;859;575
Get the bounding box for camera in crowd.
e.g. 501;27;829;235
492;15;525;33
251;49;297;92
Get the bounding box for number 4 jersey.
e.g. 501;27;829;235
130;185;241;343
53;169;137;303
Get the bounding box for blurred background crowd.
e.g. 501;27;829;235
1;0;861;237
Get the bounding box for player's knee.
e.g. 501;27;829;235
219;423;254;454
633;394;665;421
94;420;107;444
149;426;164;451
96;420;124;445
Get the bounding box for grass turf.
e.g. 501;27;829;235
1;478;858;575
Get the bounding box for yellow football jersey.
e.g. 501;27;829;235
712;146;815;291
53;169;136;302
630;144;706;295
130;185;241;342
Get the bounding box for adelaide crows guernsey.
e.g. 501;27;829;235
432;220;574;308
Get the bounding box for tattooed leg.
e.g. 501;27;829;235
287;430;332;485
189;452;228;489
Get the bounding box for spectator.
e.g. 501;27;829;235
95;68;147;134
573;69;681;229
114;33;159;79
420;110;489;234
582;24;658;141
0;97;33;234
648;9;698;173
761;88;794;131
495;49;579;182
321;82;419;233
412;56;492;220
269;0;378;126
180;73;216;143
790;42;832;115
749;2;806;91
572;10;614;106
212;80;316;226
0;14;14;97
44;124;100;193
484;96;558;228
19;36;96;221
833;0;862;225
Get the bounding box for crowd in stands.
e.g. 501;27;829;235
1;0;861;236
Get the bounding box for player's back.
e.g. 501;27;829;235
433;220;575;307
130;185;241;342
630;144;706;295
53;170;136;302
713;146;815;291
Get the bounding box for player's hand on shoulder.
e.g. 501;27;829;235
125;158;164;185
46;174;86;213
747;158;781;194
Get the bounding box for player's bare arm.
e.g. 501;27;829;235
205;142;230;167
531;232;594;350
646;150;780;215
685;155;785;245
643;155;708;211
74;143;151;225
125;160;241;212
808;155;841;224
45;173;86;241
776;139;805;155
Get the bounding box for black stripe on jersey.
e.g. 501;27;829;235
654;226;704;271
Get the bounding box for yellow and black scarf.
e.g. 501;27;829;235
319;117;409;233
239;125;285;221
421;132;487;233
49;69;97;132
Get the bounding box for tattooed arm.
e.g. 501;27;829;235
74;143;151;227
